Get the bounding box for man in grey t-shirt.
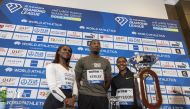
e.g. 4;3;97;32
75;39;111;109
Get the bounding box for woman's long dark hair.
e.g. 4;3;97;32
53;45;72;67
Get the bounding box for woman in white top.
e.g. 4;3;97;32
43;45;78;109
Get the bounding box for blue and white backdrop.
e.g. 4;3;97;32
0;0;190;109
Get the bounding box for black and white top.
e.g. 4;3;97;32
111;68;138;109
46;63;78;102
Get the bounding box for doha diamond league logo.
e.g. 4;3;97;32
6;3;22;13
115;17;128;26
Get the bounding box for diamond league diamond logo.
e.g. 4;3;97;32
6;3;22;13
115;17;128;26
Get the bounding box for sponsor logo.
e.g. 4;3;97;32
5;67;13;72
151;95;168;104
19;78;40;87
40;79;48;88
161;61;175;68
14;41;21;45
133;45;139;51
131;31;137;35
160;85;167;94
143;45;157;52
170;41;183;48
151;68;162;76
77;47;84;51
175;62;189;69
12;33;31;41
129;19;148;28
33;27;50;35
99;34;113;41
114;43;128;50
156;40;170;46
30;60;38;67
152;61;161;67
157;47;171;54
6;3;22;13
50;29;66;36
168;95;185;104
66;38;82;46
83;32;98;39
184;96;190;104
37;89;50;99
5;67;45;74
166;86;182;94
162;69;178;77
115;17;128;26
171;48;185;55
128;44;143;51
114;36;127;42
15;25;33;33
27;50;45;59
21;5;46;16
67;31;82;38
0;47;8;55
82;40;91;46
21;19;28;23
4;57;25;67
17;88;38;99
31;35;49;42
24;59;44;68
0;31;13;39
36;36;43;41
182;87;190;95
49;37;65;44
0;23;16;31
79;26;85;29
100;41;113;49
7;88;17;98
178;70;189;77
45;52;56;59
128;37;142;44
23;90;32;97
142;38;156;45
0;76;19;86
71;54;81;61
7;48;27;57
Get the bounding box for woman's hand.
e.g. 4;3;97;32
64;96;76;109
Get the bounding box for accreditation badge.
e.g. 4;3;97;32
116;88;134;105
87;69;104;84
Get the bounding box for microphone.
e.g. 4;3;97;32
52;90;66;100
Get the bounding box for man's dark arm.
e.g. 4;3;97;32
76;72;82;89
75;59;83;89
104;60;112;91
104;73;111;91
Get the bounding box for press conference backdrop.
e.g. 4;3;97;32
0;0;190;109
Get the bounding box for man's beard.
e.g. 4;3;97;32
92;51;99;55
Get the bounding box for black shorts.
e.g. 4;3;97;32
43;89;72;109
78;94;108;109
